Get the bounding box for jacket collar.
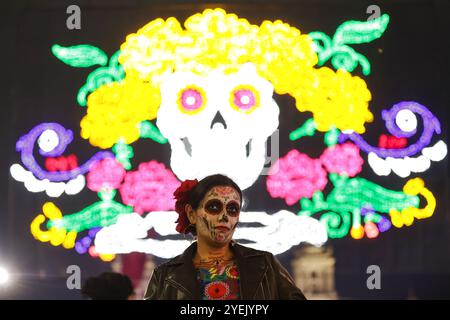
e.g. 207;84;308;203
232;241;269;299
165;240;267;299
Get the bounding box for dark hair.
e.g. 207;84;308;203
186;174;242;236
81;272;134;300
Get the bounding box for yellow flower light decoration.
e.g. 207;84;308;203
389;177;436;228
81;77;160;149
30;202;77;249
293;68;373;133
117;8;373;133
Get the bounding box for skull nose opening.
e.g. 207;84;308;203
210;111;227;129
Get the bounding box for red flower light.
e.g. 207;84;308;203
45;154;78;172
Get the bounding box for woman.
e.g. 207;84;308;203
145;174;306;300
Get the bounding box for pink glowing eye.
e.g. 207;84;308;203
179;88;204;112
232;87;258;111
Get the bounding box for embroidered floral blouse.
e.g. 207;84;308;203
196;260;240;300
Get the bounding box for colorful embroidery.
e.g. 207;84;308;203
197;261;240;300
205;281;230;299
225;264;239;279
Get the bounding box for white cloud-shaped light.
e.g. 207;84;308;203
368;140;447;177
94;210;328;259
10;163;85;197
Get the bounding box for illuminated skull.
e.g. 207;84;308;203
156;63;279;190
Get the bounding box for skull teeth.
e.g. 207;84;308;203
246;139;251;158
180;137;253;159
180;137;192;157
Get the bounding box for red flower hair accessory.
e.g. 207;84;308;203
174;179;198;233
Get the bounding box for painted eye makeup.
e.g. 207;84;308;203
204;199;223;214
204;199;240;217
225;201;240;216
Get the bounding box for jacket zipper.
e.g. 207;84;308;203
166;278;194;299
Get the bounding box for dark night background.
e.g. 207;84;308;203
0;0;449;299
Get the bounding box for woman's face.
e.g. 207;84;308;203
188;185;241;246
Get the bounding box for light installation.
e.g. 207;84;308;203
309;14;390;75
156;62;279;190
52;46;125;106
10;163;85;197
94;210;327;258
11;9;447;261
339;101;448;177
14;122;114;181
119;160;180;214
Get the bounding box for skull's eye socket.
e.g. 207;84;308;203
178;86;206;114
204;199;223;215
230;85;259;113
226;201;241;217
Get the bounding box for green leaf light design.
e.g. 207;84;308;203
112;139;134;170
51;45;125;106
289;119;340;147
309;13;390;75
324;127;340;147
51;44;108;68
76;50;125;106
289;118;317;141
298;173;419;238
140;121;168;144
46;189;133;232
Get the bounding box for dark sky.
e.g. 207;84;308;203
1;0;449;299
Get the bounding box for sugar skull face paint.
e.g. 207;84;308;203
203;199;240;217
194;186;241;245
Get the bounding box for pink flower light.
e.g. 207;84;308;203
119;160;180;214
320;142;363;177
266;149;328;205
87;158;126;192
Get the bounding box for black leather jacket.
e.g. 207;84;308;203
144;241;306;300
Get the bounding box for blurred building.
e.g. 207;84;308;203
292;245;338;300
